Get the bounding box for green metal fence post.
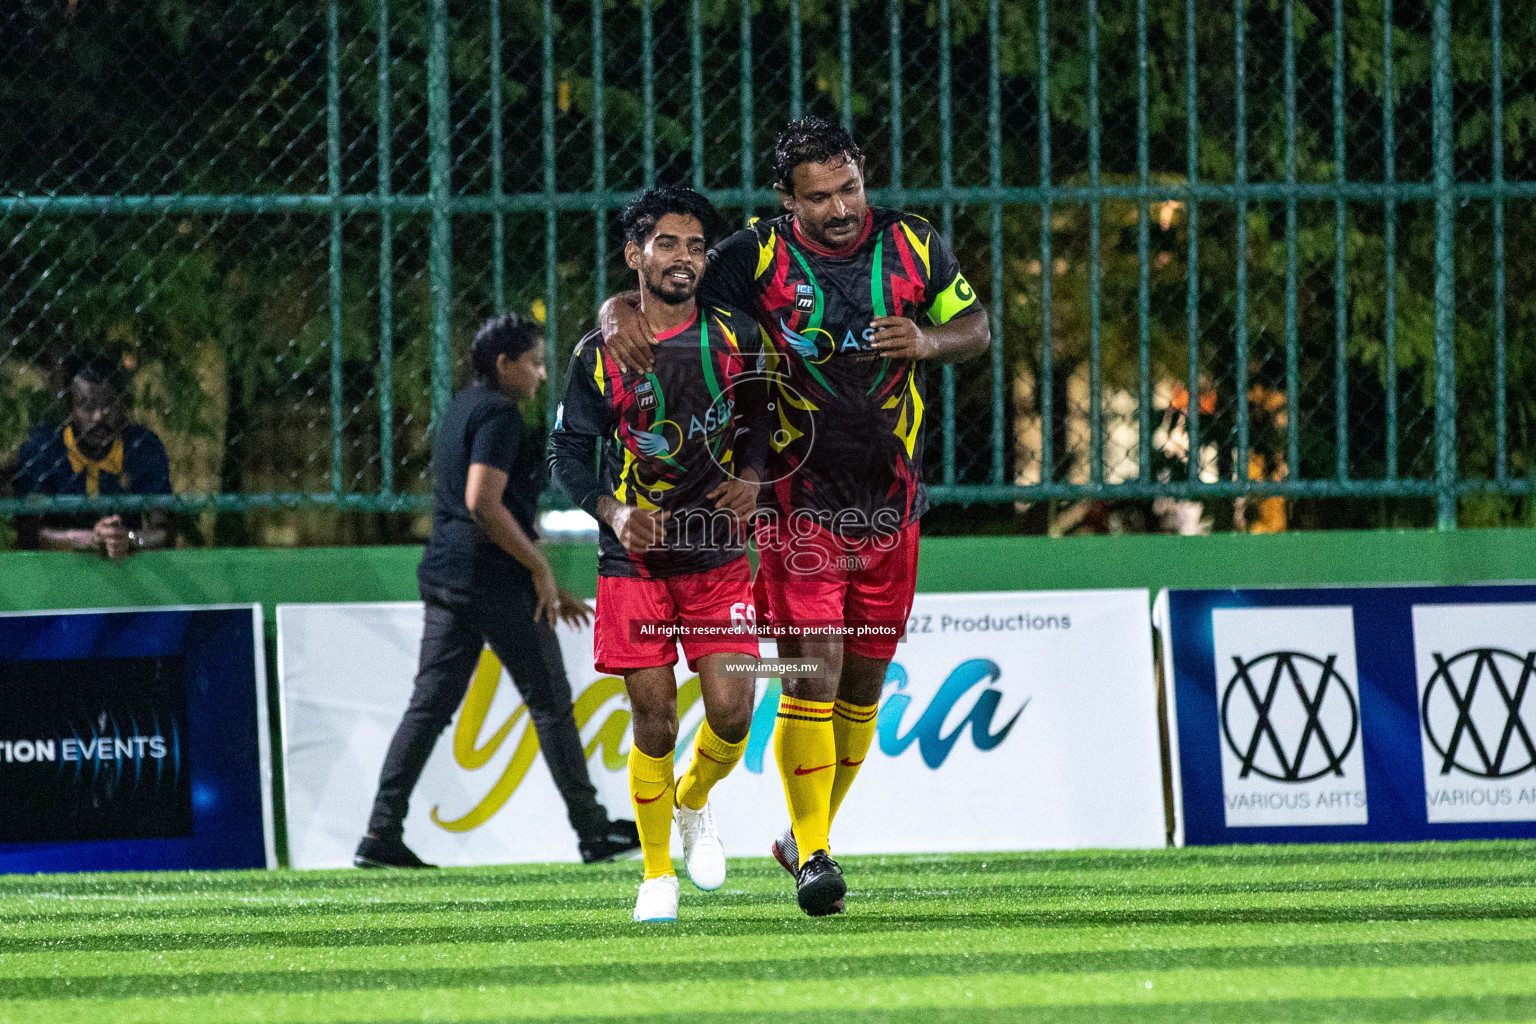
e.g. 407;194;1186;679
789;0;802;121
740;0;754;224
642;0;655;187
940;0;956;487
377;0;395;494
989;0;1004;485
327;0;345;500
490;0;506;313
889;0;903;194
1492;0;1507;482
1185;0;1201;484
1136;0;1151;483
428;0;453;428
691;0;704;191
1284;0;1300;478
542;0;558;429
1038;0;1054;486
1432;0;1457;528
1383;0;1398;480
1333;0;1349;482
839;0;852;133
1087;0;1102;486
593;0;607;307
1234;0;1250;483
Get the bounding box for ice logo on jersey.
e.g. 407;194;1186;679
634;379;657;411
794;283;815;313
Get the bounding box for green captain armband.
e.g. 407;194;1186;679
929;272;979;325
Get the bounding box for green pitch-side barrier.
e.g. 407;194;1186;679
2;527;1531;864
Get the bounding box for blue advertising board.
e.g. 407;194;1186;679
0;606;273;872
1159;585;1536;846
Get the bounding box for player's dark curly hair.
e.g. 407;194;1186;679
470;312;541;382
619;186;718;247
773;116;863;194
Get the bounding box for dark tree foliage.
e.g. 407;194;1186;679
1;0;1532;543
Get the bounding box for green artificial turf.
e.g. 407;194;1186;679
4;842;1536;1023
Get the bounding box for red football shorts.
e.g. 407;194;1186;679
753;518;920;661
593;556;759;674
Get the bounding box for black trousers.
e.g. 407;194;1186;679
366;579;610;842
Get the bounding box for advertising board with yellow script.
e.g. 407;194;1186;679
277;591;1164;868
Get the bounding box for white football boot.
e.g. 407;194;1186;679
676;799;727;890
633;874;680;922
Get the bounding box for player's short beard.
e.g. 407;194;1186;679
642;259;696;306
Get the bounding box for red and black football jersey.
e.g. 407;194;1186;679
550;304;767;579
698;207;982;536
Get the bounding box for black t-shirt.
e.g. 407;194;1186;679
548;305;767;579
698;207;982;536
417;383;543;594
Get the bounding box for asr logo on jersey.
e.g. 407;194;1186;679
687;396;736;440
780;319;878;362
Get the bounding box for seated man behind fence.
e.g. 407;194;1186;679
11;357;172;558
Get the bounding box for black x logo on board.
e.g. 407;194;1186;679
1423;649;1536;778
1221;651;1359;783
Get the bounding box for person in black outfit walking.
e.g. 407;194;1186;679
355;312;641;868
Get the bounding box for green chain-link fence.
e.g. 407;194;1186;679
2;0;1533;537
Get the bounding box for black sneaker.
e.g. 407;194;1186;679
579;819;642;864
354;835;436;869
795;850;847;917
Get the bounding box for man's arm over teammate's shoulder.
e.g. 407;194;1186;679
708;303;763;360
710;304;772;481
695;225;763;312
595;289;652;374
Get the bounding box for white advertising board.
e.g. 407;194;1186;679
1413;602;1536;823
1211;606;1369;828
277;589;1165;868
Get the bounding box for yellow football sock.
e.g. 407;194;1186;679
675;717;748;811
829;699;878;825
627;745;676;880
773;697;836;867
